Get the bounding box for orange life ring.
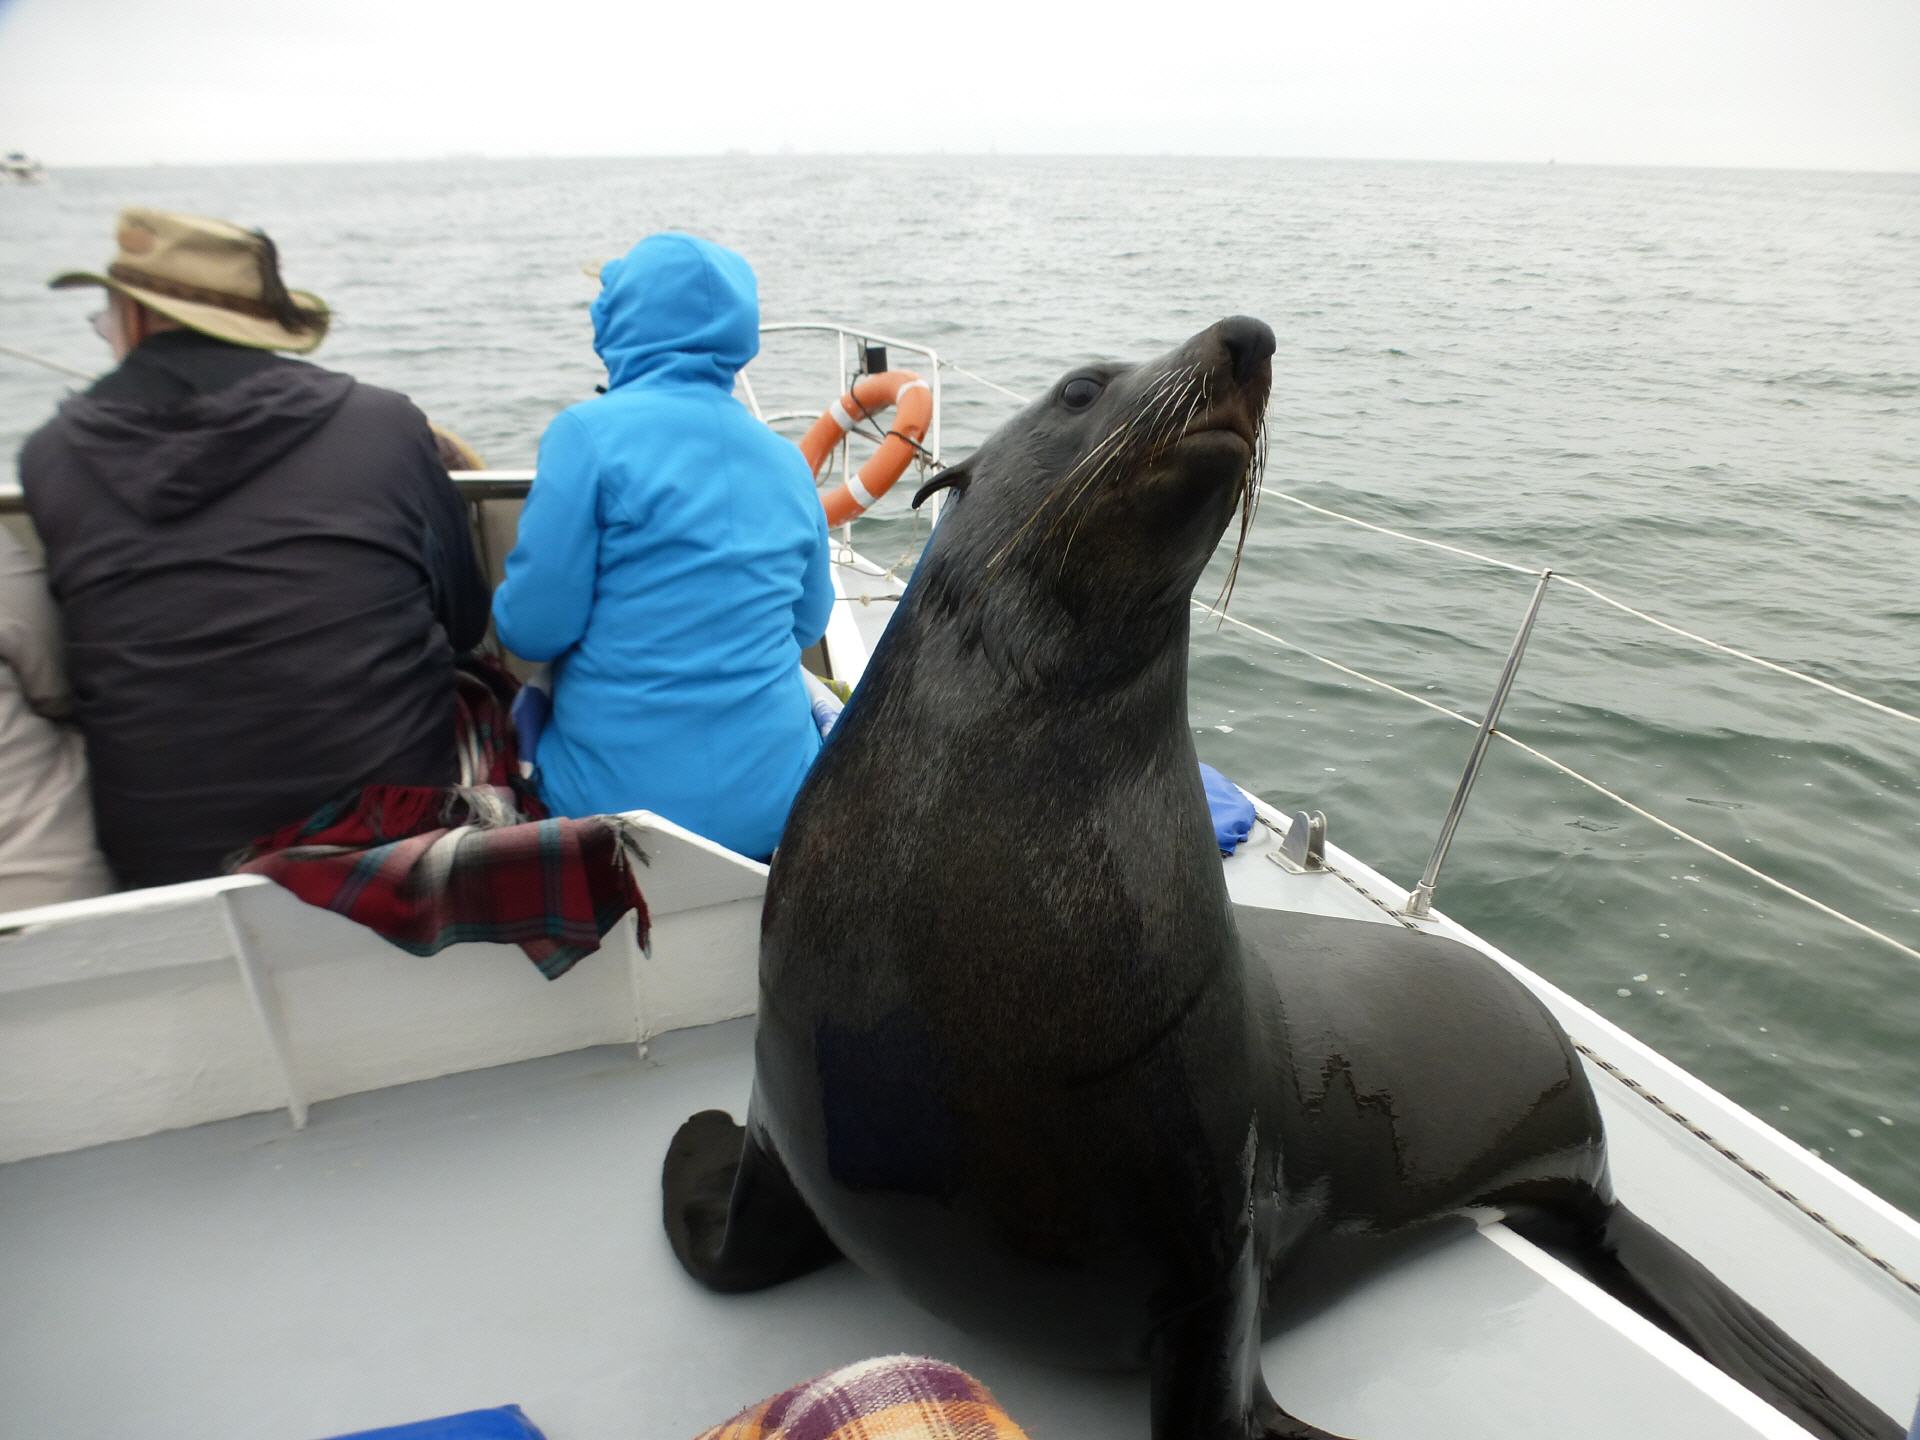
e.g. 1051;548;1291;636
798;370;934;527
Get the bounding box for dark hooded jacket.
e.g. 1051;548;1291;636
19;331;490;888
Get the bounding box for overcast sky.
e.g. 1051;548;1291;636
2;0;1916;172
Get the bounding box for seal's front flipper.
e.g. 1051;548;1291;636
661;1109;841;1293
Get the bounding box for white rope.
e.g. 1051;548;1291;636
1257;487;1920;731
937;360;1030;405
1495;729;1920;964
1192;599;1920;967
1190;599;1480;729
1256;486;1543;577
0;343;95;382
831;591;901;606
1551;575;1920;731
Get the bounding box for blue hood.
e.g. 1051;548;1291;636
591;232;761;391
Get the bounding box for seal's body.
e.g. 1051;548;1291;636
664;319;1895;1440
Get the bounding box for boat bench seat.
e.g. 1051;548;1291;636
0;813;768;1164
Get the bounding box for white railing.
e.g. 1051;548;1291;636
1196;485;1920;963
751;322;946;478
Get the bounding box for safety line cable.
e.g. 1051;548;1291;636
1501;728;1920;964
1190;599;1920;968
1256;486;1542;576
0;343;94;381
1254;486;1920;732
936;359;1030;404
1548;574;1920;731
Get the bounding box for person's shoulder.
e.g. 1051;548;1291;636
552;393;607;428
746;415;816;476
320;374;451;455
536;395;612;459
18;411;60;466
17;403;81;490
324;372;415;423
551;387;701;456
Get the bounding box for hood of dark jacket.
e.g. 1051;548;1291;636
53;337;355;523
591;232;760;392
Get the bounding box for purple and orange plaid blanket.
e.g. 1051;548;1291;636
235;660;647;980
694;1356;1032;1440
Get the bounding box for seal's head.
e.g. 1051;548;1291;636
910;315;1274;687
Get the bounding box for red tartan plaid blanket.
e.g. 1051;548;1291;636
694;1356;1031;1440
234;660;648;980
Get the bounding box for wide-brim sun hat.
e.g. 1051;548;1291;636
50;206;331;354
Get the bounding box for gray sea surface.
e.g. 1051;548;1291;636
2;157;1916;1215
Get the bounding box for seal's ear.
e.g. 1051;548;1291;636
912;459;972;509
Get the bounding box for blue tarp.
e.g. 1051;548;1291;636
319;1405;546;1440
1200;762;1255;855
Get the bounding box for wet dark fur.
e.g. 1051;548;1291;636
663;319;1897;1440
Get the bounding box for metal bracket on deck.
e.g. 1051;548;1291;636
1270;810;1327;873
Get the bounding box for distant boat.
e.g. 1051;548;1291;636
3;152;46;183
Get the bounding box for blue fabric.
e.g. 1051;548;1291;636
508;665;551;779
1200;762;1255;855
319;1404;546;1439
493;234;833;860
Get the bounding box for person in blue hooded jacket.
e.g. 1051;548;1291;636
492;233;833;860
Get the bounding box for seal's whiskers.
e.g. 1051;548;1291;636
1211;400;1268;614
985;367;1197;574
1049;378;1197;567
1055;373;1206;569
1041;368;1202;563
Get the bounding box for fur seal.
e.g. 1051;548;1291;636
663;318;1896;1440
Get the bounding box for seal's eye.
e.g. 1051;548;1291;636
1060;377;1104;410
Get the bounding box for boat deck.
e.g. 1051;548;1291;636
4;811;1917;1440
0;1020;1884;1440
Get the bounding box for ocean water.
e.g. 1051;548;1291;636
2;157;1916;1216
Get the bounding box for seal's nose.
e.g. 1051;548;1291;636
1217;315;1276;384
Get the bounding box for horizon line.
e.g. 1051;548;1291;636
16;151;1920;180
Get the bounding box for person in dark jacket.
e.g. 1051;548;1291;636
18;207;490;889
